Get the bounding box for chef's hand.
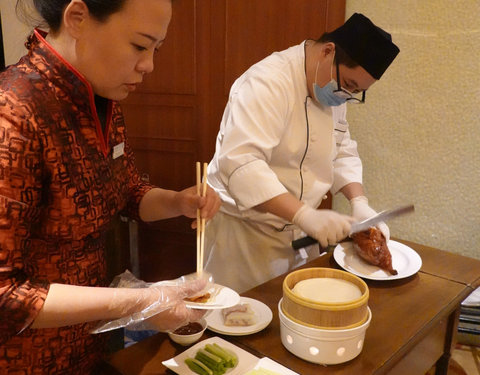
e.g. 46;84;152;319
349;196;390;241
177;185;221;228
140;278;207;332
292;204;354;247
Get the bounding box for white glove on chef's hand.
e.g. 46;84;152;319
350;196;390;241
292;205;354;248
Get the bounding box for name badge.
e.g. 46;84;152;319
112;142;125;159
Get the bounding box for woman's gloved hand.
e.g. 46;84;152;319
292;204;354;247
92;276;209;334
140;278;208;332
349;196;390;241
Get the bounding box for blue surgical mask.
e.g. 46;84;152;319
312;57;346;107
313;80;346;107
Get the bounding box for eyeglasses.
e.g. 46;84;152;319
333;61;366;104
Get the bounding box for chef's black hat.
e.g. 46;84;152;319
328;13;400;79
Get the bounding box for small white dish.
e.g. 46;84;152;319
185;284;241;310
333;240;422;280
205;297;273;336
168;318;207;346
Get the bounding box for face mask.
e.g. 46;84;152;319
312;55;346;107
313;80;346;107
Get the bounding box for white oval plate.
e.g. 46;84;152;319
205;297;273;336
333;240;422;280
185;284;241;310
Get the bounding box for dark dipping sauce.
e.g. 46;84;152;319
173;322;203;335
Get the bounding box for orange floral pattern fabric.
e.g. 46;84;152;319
0;30;153;374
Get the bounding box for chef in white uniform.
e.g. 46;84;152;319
205;13;400;293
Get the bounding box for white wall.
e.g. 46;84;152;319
0;0;33;65
334;0;480;259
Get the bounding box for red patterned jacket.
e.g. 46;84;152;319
0;30;153;373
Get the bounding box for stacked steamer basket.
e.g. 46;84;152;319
279;267;371;365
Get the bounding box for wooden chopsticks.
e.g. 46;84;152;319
196;162;208;274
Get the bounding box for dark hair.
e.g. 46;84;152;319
16;0;127;33
317;32;358;69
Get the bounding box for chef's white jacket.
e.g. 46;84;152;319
208;41;362;230
205;41;363;292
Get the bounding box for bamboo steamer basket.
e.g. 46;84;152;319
282;267;369;329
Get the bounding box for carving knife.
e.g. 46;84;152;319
291;204;415;250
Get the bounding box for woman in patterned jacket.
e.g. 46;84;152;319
0;0;220;373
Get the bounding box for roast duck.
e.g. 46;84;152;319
351;227;398;275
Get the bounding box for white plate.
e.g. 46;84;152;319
185;284;241;310
205;297;273;336
333;240;422;280
162;336;298;375
162;336;258;374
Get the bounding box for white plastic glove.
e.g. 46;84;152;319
92;274;208;334
349;196;390;241
292;204;354;247
141;278;208;332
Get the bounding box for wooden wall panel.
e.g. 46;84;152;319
140;0;196;94
122;104;196;140
223;0;334;92
131;146;196;190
